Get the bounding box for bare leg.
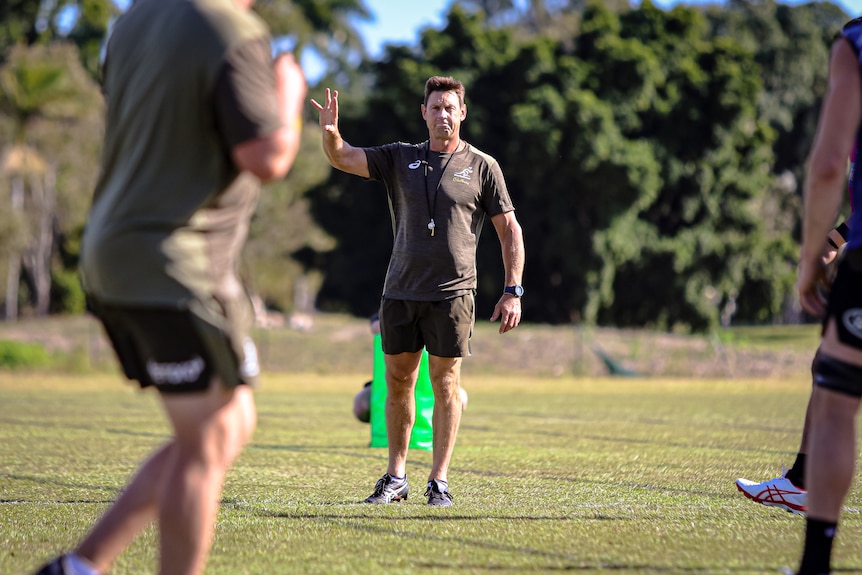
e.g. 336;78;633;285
157;382;257;575
796;347;824;456
807;322;862;521
806;385;859;522
427;355;463;483
797;397;813;455
73;381;256;575
75;443;173;572
797;321;862;574
383;351;422;478
783;387;814;489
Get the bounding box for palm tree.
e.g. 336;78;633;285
0;42;97;319
254;0;372;83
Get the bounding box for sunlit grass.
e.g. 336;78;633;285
1;372;859;574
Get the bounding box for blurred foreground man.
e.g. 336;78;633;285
792;16;862;575
34;0;306;573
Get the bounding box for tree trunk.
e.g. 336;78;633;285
27;167;55;316
4;174;24;321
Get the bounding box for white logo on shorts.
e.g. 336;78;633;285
146;356;205;385
842;309;862;340
240;337;260;378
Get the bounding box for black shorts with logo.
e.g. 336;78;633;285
88;297;259;394
380;294;474;358
825;247;862;351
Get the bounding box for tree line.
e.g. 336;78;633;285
0;0;852;331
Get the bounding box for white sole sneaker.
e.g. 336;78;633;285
736;472;807;515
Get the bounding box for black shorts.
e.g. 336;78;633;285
825;247;862;351
379;294;474;358
88;297;259;394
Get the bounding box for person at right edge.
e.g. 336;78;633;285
32;0;306;573
310;76;525;506
735;143;854;516
790;16;862;575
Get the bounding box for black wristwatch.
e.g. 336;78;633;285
503;285;524;297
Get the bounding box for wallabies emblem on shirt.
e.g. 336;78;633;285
453;167;473;182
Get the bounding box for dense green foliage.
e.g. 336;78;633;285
311;0;844;330
0;0;855;330
0;339;48;367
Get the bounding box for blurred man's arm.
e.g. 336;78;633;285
233;54;307;182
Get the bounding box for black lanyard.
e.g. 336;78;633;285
423;140;459;237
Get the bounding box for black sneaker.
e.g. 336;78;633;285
364;473;409;504
425;479;454;506
33;555;70;575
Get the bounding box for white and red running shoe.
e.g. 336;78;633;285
736;467;807;515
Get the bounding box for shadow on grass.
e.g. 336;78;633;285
0;472;120;497
245;442;741;501
223;501;801;573
402;562;786;572
0;417;169;440
497;410;805;436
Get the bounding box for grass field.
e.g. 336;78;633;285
2;368;861;574
0;313;824;379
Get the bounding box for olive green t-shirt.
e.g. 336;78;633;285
79;0;282;310
365;141;514;301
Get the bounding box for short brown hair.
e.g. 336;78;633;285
424;76;465;106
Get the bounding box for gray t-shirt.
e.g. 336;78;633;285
80;0;281;311
365;141;514;300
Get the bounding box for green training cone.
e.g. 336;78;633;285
369;334;434;450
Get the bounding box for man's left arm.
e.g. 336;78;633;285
490;210;525;334
800;37;861;316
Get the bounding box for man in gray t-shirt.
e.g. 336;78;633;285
312;76;525;506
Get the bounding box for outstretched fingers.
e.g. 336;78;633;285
310;88;338;131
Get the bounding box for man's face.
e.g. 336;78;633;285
422;90;466;139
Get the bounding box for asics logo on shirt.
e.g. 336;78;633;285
408;160;422;169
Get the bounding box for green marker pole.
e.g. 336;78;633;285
369;333;434;451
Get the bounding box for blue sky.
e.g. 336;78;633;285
357;0;862;57
101;0;862;80
104;0;862;56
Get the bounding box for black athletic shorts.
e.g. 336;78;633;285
825;247;862;351
379;294;474;358
87;297;259;393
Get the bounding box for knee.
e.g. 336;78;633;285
227;393;257;462
205;391;258;468
385;367;414;386
385;369;416;401
201;416;254;470
429;364;459;391
812;353;862;399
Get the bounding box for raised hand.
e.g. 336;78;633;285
310;88;339;135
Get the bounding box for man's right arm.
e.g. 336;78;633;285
310;88;370;178
232;53;307;182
